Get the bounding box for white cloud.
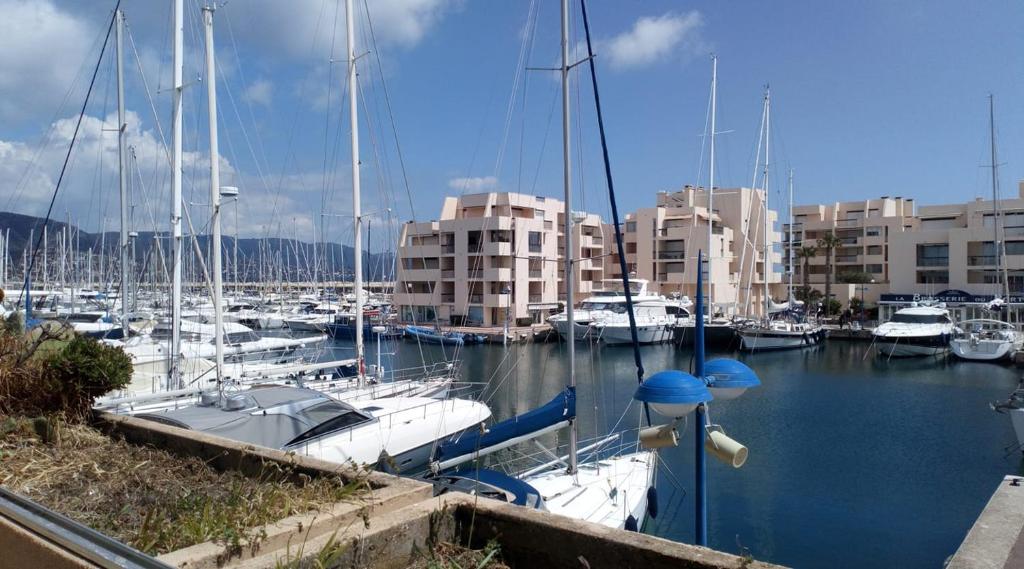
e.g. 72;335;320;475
605;12;703;70
448;176;498;192
243;78;273;106
0;0;95;123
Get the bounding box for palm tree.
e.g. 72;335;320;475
795;245;817;301
817;232;843;317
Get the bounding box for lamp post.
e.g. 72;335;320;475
633;250;760;547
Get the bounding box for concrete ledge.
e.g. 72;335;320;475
0;514;99;569
449;494;785;569
948;475;1024;569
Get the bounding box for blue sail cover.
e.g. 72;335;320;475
434;386;576;466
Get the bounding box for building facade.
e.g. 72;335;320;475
394;192;604;326
604;186;785;317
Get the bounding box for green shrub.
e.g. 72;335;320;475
0;331;132;420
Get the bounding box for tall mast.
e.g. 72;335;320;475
346;0;365;384
170;0;184;387
788;168;794;297
762;87;770;319
706;55;717;319
203;4;225;382
560;0;577;476
988;94;1007;299
115;8;129;335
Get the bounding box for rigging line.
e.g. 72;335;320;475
19;0;121;309
493;0;536;179
516;0;541;195
579;0;650;426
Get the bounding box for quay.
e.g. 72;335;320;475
948;475;1024;569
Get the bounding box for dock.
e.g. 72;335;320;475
948;475;1024;569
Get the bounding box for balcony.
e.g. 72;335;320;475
835;255;860;263
441;243;455;254
529;269;542;278
528;294;543;303
441;270;455;279
969;255;996;266
836;218;862;228
485;292;511;307
658;250;686;260
482;241;513;256
838;237;858;245
441;293;455;303
468;294;483;304
917;257;949;267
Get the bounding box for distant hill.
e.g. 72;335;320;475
0;211;394;281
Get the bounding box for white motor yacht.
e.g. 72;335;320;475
283;303;344;333
873;304;958;357
591;298;676;345
548;279;663;342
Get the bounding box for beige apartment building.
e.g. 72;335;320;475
784;196;915;306
604;186;785;316
394;192;604;326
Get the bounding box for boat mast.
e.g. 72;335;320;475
762;87;770;320
203;3;225;382
988;94;1008;299
706;55;717;320
788;168;794;298
115;8;129;336
170;0;184;387
346;0;365;384
560;0;577;476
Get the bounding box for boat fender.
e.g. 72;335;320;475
646;486;659;519
624;514;639;532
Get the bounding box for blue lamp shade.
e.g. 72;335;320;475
705;359;761;401
634;370;712;418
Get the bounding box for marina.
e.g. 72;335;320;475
2;0;1024;567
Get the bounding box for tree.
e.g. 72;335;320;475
837;271;873;284
817;232;842;317
795;246;817;302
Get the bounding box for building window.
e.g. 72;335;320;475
1007;241;1024;256
916;270;949;284
866;245;883;255
535;208;545;220
866;226;882;237
866;264;883;274
916;244;948;267
625;221;637;233
528;231;542;253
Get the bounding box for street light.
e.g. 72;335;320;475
632;250;759;547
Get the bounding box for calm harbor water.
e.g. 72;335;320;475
329;336;1023;568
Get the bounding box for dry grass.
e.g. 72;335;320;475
409;540;509;569
0;416;369;557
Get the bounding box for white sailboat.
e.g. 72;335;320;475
738;124;825;353
432;0;655;530
120;1;489;470
949;95;1020;362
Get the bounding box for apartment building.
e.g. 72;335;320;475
604;186;784;316
783;196;915;306
394;192;604;326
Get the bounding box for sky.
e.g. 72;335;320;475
2;0;1023;251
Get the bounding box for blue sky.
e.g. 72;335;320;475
2;0;1023;249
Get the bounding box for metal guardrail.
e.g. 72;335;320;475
0;487;172;569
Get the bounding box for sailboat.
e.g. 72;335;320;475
122;1;490;470
430;0;656;531
673;57;737;349
737;104;826;353
950;95;1022;361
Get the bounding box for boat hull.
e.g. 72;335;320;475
550;319;595;342
950;339;1015;361
738;327;826;351
674;322;737;348
874;335;949;357
598;324;674;345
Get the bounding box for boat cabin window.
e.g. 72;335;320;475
891;313;951;324
224;331;260;344
580;302;609;310
286;402;372;446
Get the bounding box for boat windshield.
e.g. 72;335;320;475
580;302;610;310
891;313;951;324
